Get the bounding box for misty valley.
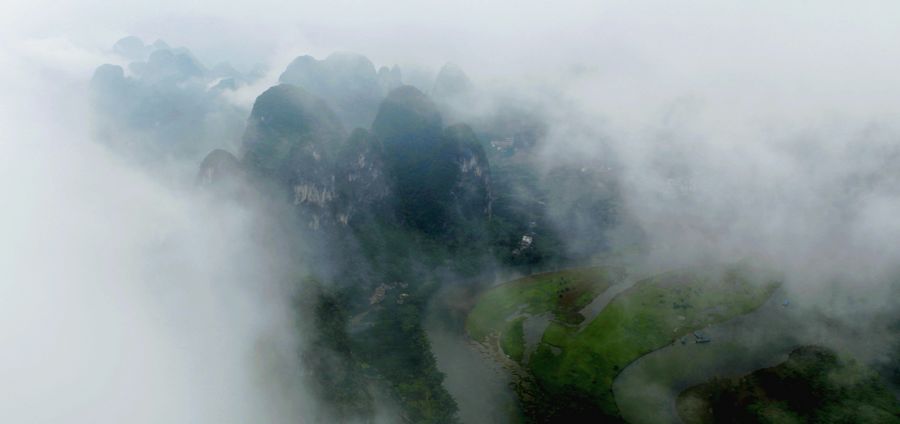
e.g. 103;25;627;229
6;13;900;423
78;36;900;423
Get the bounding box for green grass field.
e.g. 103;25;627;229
530;265;779;415
499;317;527;363
465;266;622;346
467;264;780;420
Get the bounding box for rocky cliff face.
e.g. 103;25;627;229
200;80;493;235
240;84;346;228
230;83;392;228
241;84;346;175
334;129;391;223
444;124;492;221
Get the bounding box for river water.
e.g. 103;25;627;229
610;285;878;424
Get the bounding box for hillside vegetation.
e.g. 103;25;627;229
677;345;900;423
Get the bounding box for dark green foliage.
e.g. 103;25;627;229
525;390;623;424
241;84;345;175
353;285;459;423
373;86;492;238
302;288;375;421
333;128;392;219
889;326;900;391
487;160;566;270
678;346;900;423
373;86;444;153
308;212;494;423
444;124;492;222
373;86;446;233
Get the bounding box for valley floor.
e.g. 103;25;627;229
438;259;900;423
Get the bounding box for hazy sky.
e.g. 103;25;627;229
5;0;900;81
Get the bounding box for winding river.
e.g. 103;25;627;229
424;261;862;424
611;286;858;424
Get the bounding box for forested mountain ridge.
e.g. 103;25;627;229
90;40;625;423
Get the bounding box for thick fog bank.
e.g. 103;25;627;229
5;0;900;421
0;49;314;423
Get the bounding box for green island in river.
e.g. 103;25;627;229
466;264;780;421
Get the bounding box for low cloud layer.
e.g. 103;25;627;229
0;43;311;423
3;0;900;421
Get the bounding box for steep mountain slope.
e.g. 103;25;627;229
373;85;492;236
279;52;388;130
